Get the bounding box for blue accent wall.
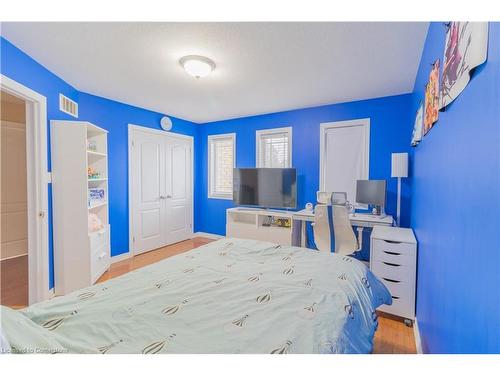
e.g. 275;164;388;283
411;22;500;353
195;94;415;239
1;37;198;288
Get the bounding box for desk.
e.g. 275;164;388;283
291;209;394;248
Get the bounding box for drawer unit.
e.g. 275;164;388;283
372;239;415;256
370;226;417;323
372;248;414;266
89;225;111;284
91;245;109;283
371;261;413;281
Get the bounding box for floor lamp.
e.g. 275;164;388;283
391;153;408;227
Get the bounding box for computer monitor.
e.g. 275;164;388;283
356;180;387;212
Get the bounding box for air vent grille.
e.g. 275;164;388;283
59;94;78;118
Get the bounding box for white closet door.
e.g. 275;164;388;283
131;131;167;254
164;136;193;244
321;120;370;206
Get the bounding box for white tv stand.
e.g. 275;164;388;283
226;207;294;245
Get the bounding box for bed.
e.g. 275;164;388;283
1;238;391;354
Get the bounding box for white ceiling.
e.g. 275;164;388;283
1;22;428;123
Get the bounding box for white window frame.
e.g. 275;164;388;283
255;126;292;168
208;133;236;200
319;118;370;208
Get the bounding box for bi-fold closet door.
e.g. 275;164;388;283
130;127;193;255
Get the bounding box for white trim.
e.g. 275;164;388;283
255;126;292;168
128;123;192;141
192;232;223;240
208;133;236;200
319;118;370;208
414;317;423;354
48;288;55;299
128;124;194;257
1;74;49;304
110;252;132;264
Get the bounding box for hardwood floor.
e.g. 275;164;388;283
0;254;28;308
96;237;213;283
98;237;416;354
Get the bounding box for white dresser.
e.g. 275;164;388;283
370;226;417;325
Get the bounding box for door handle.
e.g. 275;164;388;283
159;195;166;200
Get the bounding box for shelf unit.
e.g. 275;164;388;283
226;207;294;245
51;120;111;295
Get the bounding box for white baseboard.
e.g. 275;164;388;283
192;232;223;240
48;288;55;299
414;317;423;354
110;252;132;264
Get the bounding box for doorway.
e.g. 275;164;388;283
0;76;49;306
128;125;193;256
0;92;29;307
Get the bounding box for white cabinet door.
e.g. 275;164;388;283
130;127;193;255
131;131;167;254
164;137;193;244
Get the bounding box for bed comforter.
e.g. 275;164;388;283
1;238;391;354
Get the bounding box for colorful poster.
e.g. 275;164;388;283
423;60;440;135
440;22;489;109
411;102;424;146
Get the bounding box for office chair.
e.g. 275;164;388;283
312;193;360;255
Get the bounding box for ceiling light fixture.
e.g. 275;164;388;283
179;55;216;79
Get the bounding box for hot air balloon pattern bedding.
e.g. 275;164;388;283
1;238;391;354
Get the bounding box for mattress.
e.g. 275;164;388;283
1;238;391;354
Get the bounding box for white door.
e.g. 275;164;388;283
130;127;193;255
131;130;166;254
165;137;193;244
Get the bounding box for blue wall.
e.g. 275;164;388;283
411;23;500;353
195;94;414;238
1;37;198;288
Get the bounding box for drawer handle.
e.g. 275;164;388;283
382;240;401;244
382;277;401;283
392;296;400;300
382;261;401;267
383;251;401;256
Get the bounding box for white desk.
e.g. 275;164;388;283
291;209;394;248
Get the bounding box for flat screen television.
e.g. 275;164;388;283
233;168;297;209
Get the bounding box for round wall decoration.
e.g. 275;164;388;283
160;116;173;131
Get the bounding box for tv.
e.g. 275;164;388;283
233;168;297;209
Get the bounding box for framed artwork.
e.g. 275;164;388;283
423;60;440;135
440;22;489;109
411;101;424;146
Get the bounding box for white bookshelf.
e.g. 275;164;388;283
50;120;111;295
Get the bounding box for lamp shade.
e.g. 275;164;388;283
391;153;408;178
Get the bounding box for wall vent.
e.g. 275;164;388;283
59;94;78;118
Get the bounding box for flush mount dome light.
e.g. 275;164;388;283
180;55;216;79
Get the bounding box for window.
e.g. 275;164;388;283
208;133;235;199
256;127;292;168
319;119;370;207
